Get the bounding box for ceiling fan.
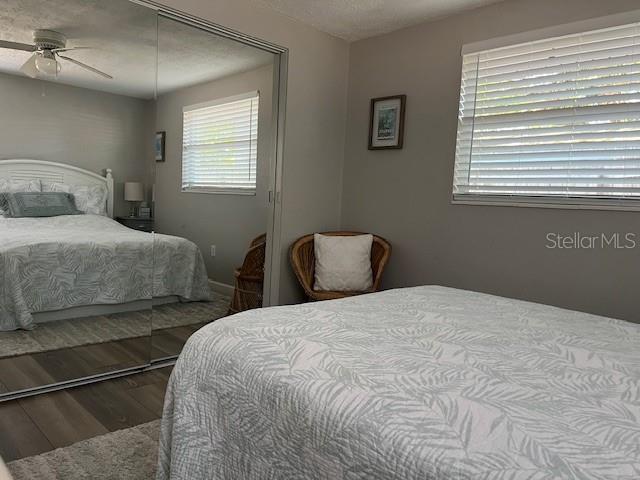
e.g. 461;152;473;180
0;29;112;79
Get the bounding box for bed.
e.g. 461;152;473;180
0;159;211;331
157;286;640;480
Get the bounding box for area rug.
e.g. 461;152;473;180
0;292;229;359
7;420;161;480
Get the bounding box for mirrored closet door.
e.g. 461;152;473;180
0;0;284;398
0;0;157;397
151;15;278;361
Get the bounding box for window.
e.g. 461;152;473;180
454;22;640;209
182;91;259;194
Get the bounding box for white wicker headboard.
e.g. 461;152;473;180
0;159;114;218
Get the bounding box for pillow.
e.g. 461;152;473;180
313;233;374;292
0;179;41;215
5;192;81;218
42;182;108;216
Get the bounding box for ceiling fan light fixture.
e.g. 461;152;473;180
35;53;61;76
5;29;112;80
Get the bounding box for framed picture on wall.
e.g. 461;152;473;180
368;95;406;150
155;131;166;162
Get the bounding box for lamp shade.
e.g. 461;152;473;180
124;182;144;202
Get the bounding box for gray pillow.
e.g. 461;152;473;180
5;192;82;218
0;179;41;215
0;193;7;216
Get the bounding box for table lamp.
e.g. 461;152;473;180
124;182;144;217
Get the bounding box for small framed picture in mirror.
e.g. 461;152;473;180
368;95;406;150
155;131;166;162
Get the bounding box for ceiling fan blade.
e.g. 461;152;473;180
19;53;38;78
52;46;91;53
0;40;36;52
57;54;113;79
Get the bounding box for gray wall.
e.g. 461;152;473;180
0;72;153;217
341;0;640;323
158;0;350;304
154;65;272;285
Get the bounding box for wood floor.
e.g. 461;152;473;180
151;322;207;360
0;366;173;463
0;322;205;394
0;322;205;463
0;337;150;394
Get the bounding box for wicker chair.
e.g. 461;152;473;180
290;231;391;301
228;233;267;315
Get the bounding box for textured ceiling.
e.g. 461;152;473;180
0;0;273;98
252;0;506;41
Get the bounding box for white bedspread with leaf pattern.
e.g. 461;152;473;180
157;286;640;480
0;215;211;331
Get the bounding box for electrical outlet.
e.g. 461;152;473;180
210;245;216;257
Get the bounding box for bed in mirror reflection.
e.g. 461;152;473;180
0;160;155;396
0;160;231;397
0;159;269;396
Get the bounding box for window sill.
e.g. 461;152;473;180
181;187;256;196
451;196;640;212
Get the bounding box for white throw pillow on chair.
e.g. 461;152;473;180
314;233;373;292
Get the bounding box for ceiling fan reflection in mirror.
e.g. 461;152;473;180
0;29;113;79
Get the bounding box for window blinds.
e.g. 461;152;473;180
182;92;259;193
454;22;640;206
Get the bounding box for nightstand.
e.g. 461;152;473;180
116;216;154;232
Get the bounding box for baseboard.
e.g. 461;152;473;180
208;279;234;297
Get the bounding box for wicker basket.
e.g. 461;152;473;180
228;234;266;315
290;231;391;301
